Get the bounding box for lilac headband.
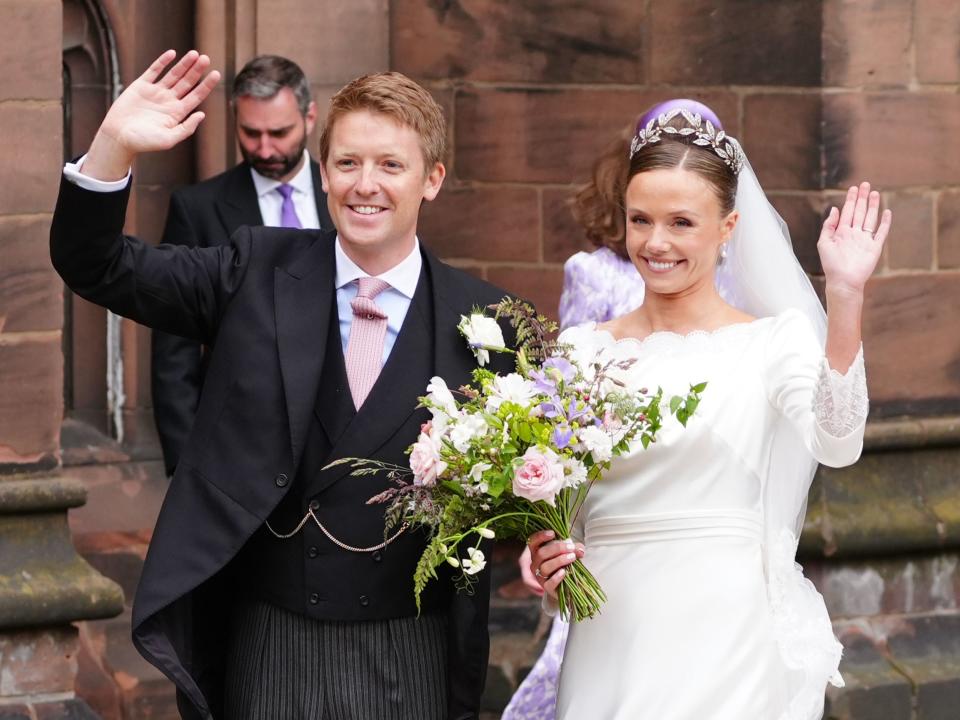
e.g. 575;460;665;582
637;99;724;134
631;98;744;173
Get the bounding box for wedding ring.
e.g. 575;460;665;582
535;566;544;580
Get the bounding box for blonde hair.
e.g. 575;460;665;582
320;72;446;169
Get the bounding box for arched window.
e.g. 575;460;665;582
62;0;122;439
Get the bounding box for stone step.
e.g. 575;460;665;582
76;609;179;720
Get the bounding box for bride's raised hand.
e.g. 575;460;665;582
817;182;892;296
84;50;220;180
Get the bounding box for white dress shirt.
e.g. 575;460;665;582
334;238;423;365
249;150;322;230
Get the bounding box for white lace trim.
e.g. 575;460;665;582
813;345;868;438
768;528;844;720
571;316;773;359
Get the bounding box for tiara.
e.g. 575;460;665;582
629;108;746;175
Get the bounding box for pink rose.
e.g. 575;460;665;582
513;447;565;506
409;432;446;487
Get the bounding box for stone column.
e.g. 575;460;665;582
0;0;124;717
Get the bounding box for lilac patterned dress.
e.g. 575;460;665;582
500;247;645;720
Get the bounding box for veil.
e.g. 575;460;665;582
715;156;827;547
717;155;844;717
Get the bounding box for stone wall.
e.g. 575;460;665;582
394;0;960;419
0;0;958;718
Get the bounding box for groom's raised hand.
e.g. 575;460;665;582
82;50;221;181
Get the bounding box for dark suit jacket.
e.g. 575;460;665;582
51;177;510;720
151;159;333;475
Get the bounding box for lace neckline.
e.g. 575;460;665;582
586;316;772;350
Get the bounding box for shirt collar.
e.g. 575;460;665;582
250;149;314;199
334;237;423;299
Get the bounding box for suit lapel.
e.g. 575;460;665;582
215;164;263;236
309;249;483;495
275;230;338;465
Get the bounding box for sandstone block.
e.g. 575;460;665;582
938;190;960;269
0;216;62;333
0;0;61;101
649;0;820;86
0;103;62;215
884;192;934;270
0;338;62;465
542;188;593;263
256;0;388;85
743;94;822;190
768;193;825;275
916;0;960;84
824;93;960;188
860;274;960;409
392;0;643;84
455;87;738;184
823;0;912;87
419;185;540;262
486;267;563;322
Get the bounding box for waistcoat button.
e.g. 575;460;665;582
274;473;289;488
359;595;370;607
309;592;319;605
371;550;382;563
308;546;319;558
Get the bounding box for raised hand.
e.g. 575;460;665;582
817;182;892;296
83;50;221;181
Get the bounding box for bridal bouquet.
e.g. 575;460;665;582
332;300;704;621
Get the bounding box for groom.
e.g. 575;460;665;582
51;51;510;720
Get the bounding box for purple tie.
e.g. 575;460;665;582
276;184;302;229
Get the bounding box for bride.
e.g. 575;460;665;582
527;100;891;719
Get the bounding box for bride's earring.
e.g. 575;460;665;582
718;243;728;265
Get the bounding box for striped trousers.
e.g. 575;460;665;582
224;600;448;720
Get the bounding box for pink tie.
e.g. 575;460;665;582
345;277;391;409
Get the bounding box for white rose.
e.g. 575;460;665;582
486;373;536;412
579;425;614;463
450;413;488;452
459;314;506;366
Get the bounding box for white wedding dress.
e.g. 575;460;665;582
553;310;868;720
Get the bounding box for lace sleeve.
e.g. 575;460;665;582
813;345;868;438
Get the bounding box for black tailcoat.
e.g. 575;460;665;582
51;177;510;720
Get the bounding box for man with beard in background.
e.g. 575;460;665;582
151;54;332;477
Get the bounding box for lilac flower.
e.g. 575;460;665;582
530;356;576;394
552;424;573;449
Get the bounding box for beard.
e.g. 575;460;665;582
241;132;308;180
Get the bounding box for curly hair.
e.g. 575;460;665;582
570;123;634;260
